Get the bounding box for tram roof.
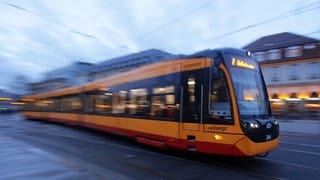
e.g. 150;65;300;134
185;48;249;59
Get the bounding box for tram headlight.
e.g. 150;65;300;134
241;120;261;130
249;122;260;128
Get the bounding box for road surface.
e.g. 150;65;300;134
1;114;319;179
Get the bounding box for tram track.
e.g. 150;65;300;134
3;115;320;179
6;121;282;179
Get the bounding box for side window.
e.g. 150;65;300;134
150;86;176;118
36;100;49;112
112;91;127;114
70;97;82;113
60;98;70;112
95;93;113;114
187;77;196;113
86;95;96;113
127;88;148;116
47;99;57;112
85;92;113;114
209;67;232;123
23;102;32;111
59;96;82;113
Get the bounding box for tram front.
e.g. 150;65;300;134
218;49;279;156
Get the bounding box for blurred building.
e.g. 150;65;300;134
0;89;21;113
30;62;93;94
28;49;177;94
90;49;176;80
30;78;68;94
45;61;93;85
243;32;320;118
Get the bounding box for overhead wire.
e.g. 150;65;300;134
138;0;214;41
0;1;128;49
1;1;319;49
208;1;320;41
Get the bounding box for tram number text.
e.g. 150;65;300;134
205;125;227;132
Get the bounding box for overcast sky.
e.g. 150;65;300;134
0;0;319;90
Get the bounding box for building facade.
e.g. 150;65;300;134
243;32;320;118
30;62;93;94
90;49;176;81
28;50;176;95
45;62;93;86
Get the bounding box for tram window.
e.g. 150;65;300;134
112;91;127;114
209;67;232;122
188;77;196;103
27;102;33;111
151;96;165;116
31;101;39;111
36;100;52;111
86;95;96;113
95;94;113;114
46;99;57;112
34;101;41;111
52;99;60;112
33;102;37;111
59;97;82;112
70;97;82;112
151;86;176;118
60;98;70;112
184;75;199;118
127;88;148;115
35;101;41;111
30;101;36;111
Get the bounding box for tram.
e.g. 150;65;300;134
20;48;279;157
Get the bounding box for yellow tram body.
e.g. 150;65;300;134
21;48;279;157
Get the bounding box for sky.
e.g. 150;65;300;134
0;0;319;91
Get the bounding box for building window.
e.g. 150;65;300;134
267;49;281;60
303;44;316;50
308;62;320;79
270;66;280;82
253;52;265;61
285;46;302;58
288;64;299;80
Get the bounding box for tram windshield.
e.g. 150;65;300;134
227;55;269;117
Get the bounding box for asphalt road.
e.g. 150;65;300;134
1;114;320;179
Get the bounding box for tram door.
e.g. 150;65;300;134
181;70;204;131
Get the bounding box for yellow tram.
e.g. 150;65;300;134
21;48;279;157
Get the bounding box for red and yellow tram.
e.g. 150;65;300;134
20;48;279;157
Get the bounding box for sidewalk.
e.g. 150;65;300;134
0;134;86;179
278;119;320;135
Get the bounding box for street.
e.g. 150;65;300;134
1;113;320;179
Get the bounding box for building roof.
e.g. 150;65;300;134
93;49;176;73
243;32;319;52
45;61;93;78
